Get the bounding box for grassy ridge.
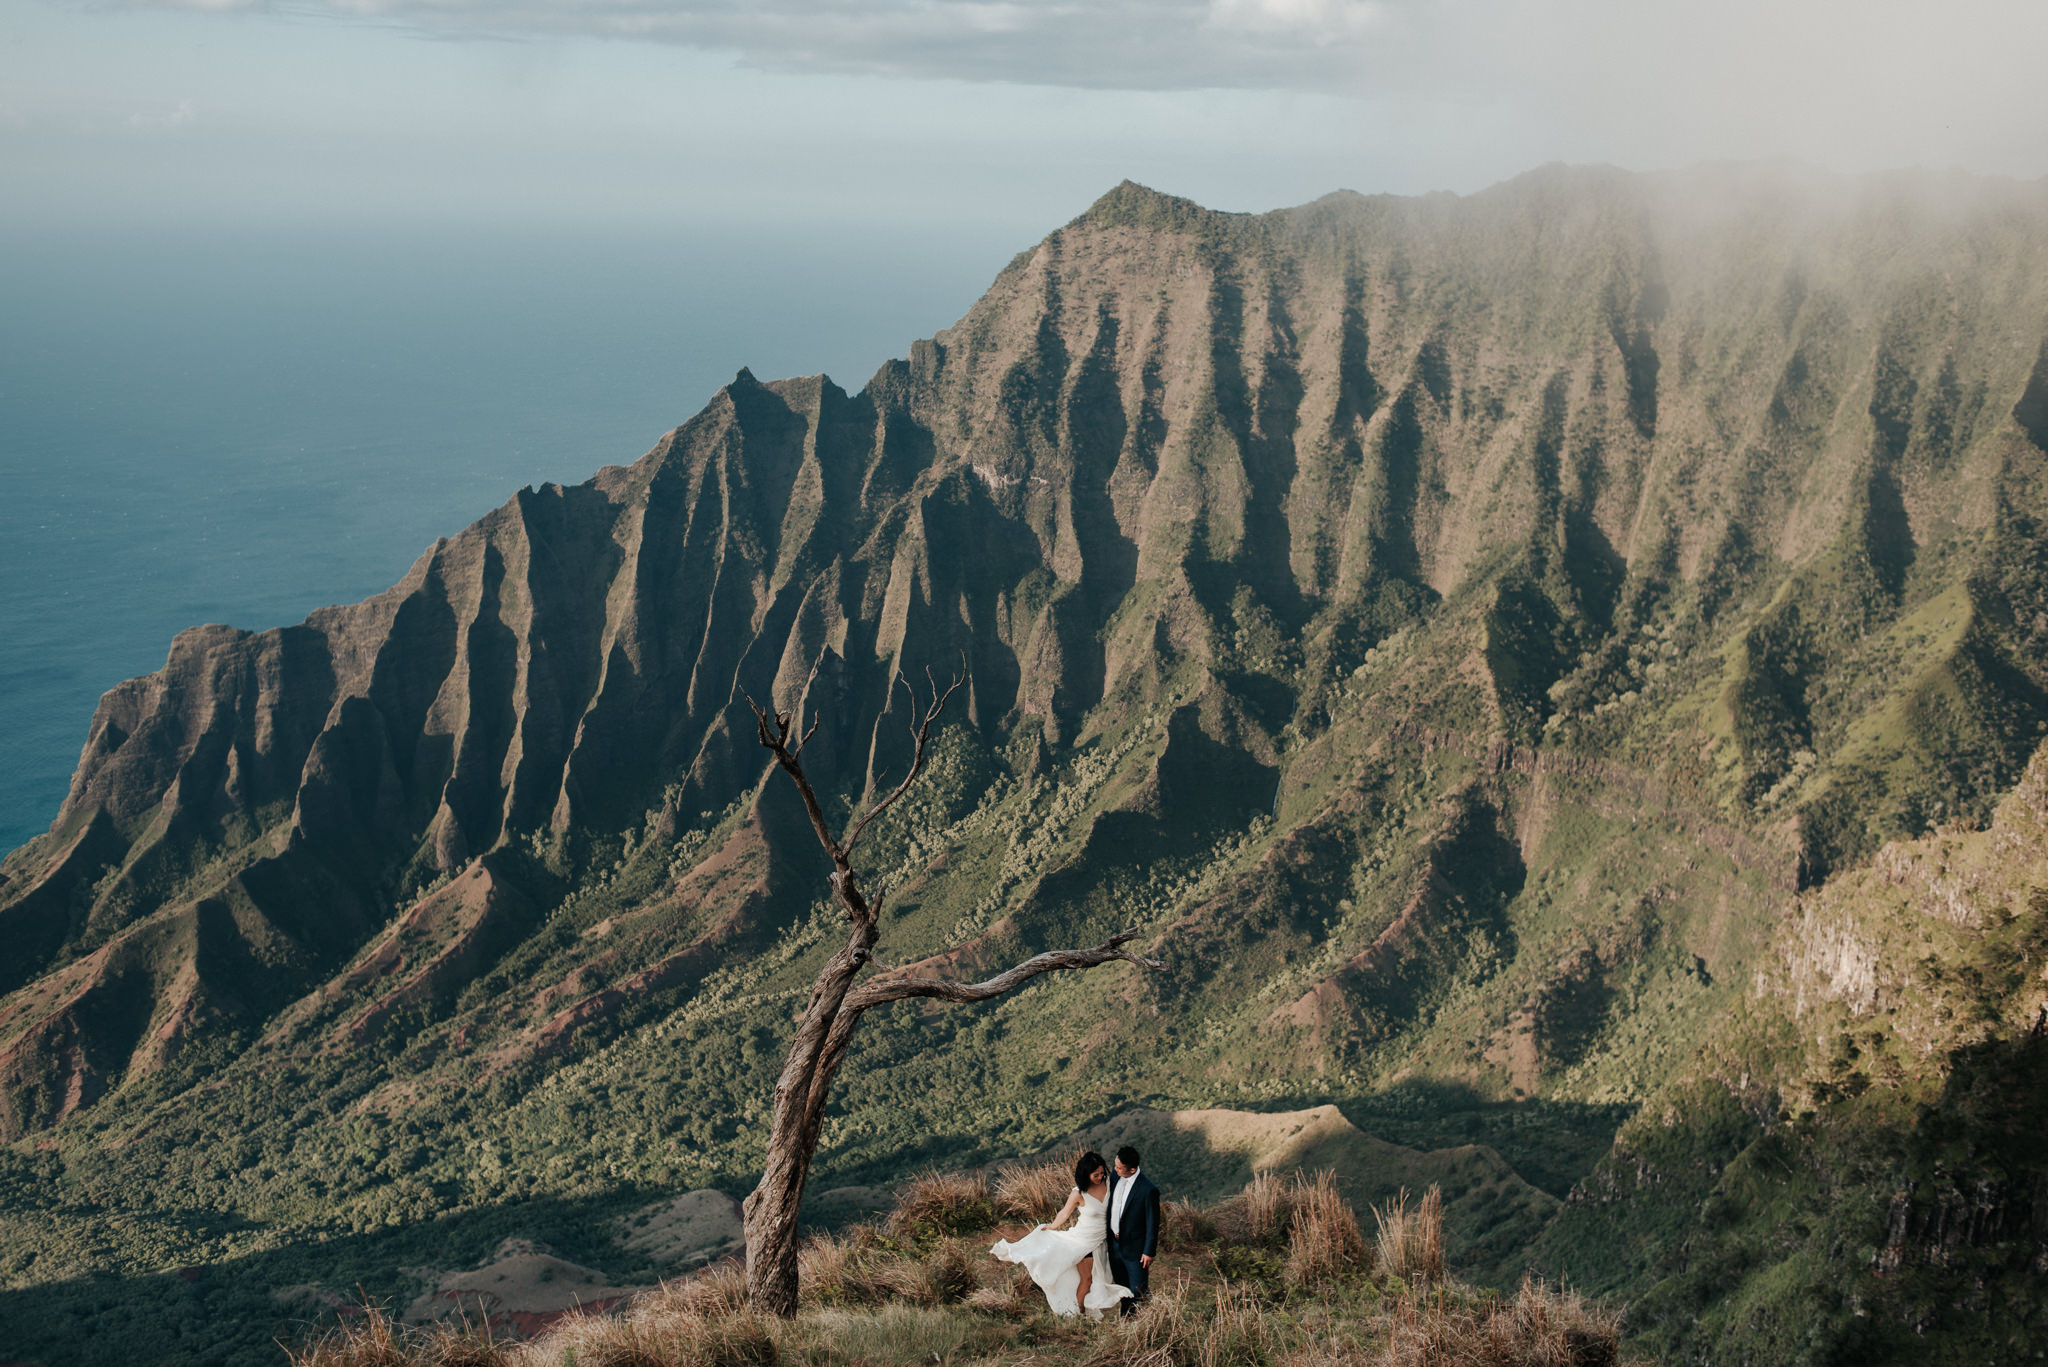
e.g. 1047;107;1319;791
288;1167;1636;1367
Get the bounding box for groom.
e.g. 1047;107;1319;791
1104;1145;1160;1316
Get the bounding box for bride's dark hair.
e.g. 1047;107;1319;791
1074;1150;1107;1191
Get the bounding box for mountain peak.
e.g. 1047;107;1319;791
1070;179;1241;234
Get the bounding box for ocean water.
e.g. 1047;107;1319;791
0;221;1018;855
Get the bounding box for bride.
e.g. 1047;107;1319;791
990;1151;1134;1319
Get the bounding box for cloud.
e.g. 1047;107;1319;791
1205;0;1381;42
125;97;199;127
134;0;1398;89
109;0;2048;175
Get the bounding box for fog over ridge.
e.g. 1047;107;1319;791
88;0;2047;180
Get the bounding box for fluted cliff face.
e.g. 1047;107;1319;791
2;166;2048;1357
28;174;2048;861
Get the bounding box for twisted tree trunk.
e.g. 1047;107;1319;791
737;667;1160;1315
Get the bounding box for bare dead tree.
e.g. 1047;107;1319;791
735;660;1162;1315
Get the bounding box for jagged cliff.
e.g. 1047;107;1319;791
3;164;2048;1363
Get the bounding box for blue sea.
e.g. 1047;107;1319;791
0;221;1018;855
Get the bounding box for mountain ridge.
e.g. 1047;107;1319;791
4;162;2048;1363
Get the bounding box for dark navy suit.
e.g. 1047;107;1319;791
1103;1169;1160;1313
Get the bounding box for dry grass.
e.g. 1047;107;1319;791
427;1335;519;1367
1209;1171;1292;1245
797;1230;905;1308
797;1234;856;1305
872;1238;980;1307
888;1169;996;1238
513;1294;779;1367
648;1258;751;1316
1371;1186;1445;1285
1284;1172;1366;1287
1083;1279;1291;1367
993;1157;1073;1224
1160;1197;1216;1254
291;1299;512;1367
964;1278;1031;1319
289;1300;413;1367
1373;1276;1625;1367
799;1229;985;1308
798;1304;988;1366
288;1172;1631;1367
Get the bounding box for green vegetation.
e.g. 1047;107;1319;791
1533;745;2048;1363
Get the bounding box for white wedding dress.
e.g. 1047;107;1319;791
991;1189;1133;1318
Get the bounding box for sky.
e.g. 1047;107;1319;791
5;0;2047;239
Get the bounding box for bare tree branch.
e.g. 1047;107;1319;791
790;928;1161;1181
739;686;846;867
841;652;967;859
843;928;1161;1010
790;654;825;757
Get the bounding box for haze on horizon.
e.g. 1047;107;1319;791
4;0;2046;237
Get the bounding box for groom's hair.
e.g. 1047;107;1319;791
1117;1146;1141;1168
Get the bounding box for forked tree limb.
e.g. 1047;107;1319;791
738;650;967;881
792;929;1162;1181
744;695;845;868
842;658;967;859
843;928;1162;1010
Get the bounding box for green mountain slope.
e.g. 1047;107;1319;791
2;163;2047;1365
1535;741;2048;1364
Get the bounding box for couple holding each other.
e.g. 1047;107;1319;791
990;1145;1160;1319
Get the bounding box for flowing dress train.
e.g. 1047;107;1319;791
991;1189;1133;1318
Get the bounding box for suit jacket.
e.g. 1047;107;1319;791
1105;1170;1160;1260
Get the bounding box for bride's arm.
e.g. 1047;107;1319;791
1043;1187;1082;1230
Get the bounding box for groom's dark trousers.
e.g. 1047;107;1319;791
1104;1171;1160;1315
